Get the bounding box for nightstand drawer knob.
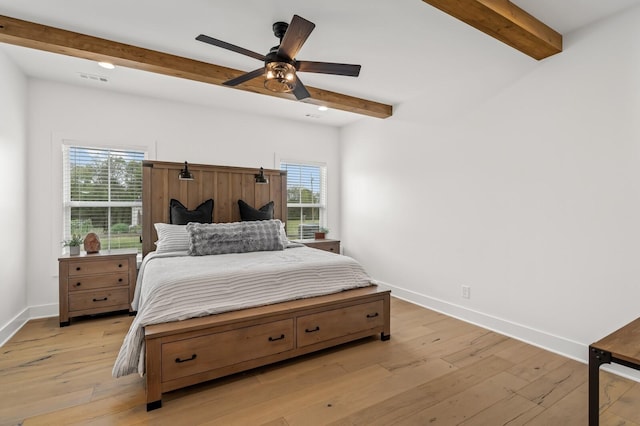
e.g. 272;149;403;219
76;267;81;271
76;282;81;286
118;264;123;268
93;297;108;302
118;278;123;282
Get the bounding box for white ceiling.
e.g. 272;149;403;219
1;0;640;127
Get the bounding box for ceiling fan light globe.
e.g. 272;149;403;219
264;78;295;93
264;61;297;93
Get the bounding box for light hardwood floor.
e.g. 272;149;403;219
1;298;639;425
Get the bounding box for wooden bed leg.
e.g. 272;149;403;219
382;292;391;341
146;335;163;411
147;400;162;411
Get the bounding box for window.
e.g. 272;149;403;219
63;145;144;252
280;161;327;239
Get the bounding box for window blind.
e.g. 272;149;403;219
280;161;327;239
63;145;144;252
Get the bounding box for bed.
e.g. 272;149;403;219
113;160;390;410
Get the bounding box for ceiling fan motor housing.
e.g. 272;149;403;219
272;21;289;41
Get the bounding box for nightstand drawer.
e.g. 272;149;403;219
313;241;340;253
68;258;130;276
301;239;340;253
69;288;130;312
69;272;129;291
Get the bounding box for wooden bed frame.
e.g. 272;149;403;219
140;160;391;410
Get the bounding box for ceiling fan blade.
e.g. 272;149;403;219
223;67;265;86
292;76;311;100
196;34;266;61
277;15;315;60
297;61;361;77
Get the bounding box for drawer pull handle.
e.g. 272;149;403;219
76;267;81;271
93;297;108;302
118;264;123;268
268;334;285;342
366;312;379;318
175;354;197;363
118;278;123;282
76;282;82;286
305;326;320;333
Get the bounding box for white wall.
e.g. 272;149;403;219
25;80;340;316
341;5;640;368
0;50;28;343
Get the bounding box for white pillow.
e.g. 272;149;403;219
154;223;189;253
279;221;289;247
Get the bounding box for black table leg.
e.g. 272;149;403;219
589;346;611;426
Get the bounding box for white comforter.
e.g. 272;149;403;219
112;246;375;377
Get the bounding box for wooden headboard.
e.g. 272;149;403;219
142;160;287;256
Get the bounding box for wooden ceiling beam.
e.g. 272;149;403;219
422;0;562;60
0;14;392;119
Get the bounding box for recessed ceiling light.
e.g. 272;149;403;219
98;61;115;70
318;106;329;112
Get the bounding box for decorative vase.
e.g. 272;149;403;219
69;246;80;256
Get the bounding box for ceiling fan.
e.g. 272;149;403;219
196;15;361;101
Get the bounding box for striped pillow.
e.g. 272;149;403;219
154;223;190;253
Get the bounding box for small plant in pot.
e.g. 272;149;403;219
314;227;329;240
63;234;84;256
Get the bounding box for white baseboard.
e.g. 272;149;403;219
29;303;59;320
3;292;639;383
378;281;640;383
0;303;58;347
0;308;30;347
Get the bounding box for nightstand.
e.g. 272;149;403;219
300;239;341;254
58;249;137;327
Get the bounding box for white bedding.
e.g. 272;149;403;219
112;245;376;377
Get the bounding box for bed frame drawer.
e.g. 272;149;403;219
161;319;294;382
297;300;385;348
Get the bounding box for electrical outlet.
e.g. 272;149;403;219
462;285;471;299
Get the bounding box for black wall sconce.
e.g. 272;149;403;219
255;167;269;184
178;161;194;181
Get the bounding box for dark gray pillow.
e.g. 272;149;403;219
238;200;274;221
170;199;213;225
186;220;284;256
186;222;245;255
